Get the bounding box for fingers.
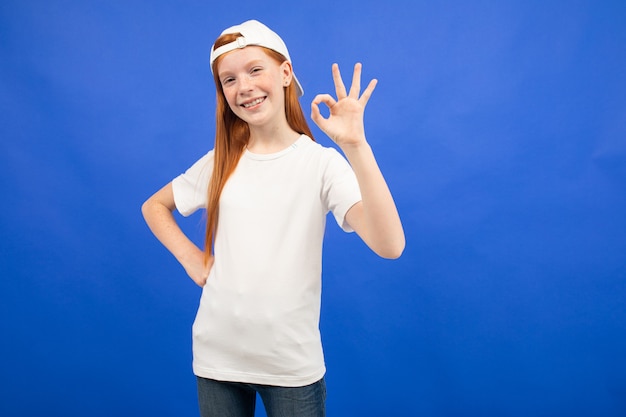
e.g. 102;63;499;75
332;63;347;99
348;63;362;98
311;93;337;118
311;93;337;107
310;94;335;126
333;62;361;99
332;62;376;103
310;101;323;126
359;78;378;106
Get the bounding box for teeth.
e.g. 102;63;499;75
243;97;264;108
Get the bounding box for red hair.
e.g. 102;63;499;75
204;33;314;263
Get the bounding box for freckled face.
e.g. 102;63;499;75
217;46;292;128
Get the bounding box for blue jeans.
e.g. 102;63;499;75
196;376;326;417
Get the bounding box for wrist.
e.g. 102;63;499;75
339;139;371;158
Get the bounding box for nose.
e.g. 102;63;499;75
237;75;253;93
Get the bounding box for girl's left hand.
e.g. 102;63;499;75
311;63;377;149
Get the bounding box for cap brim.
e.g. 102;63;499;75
293;75;304;97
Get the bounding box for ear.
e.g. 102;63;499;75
280;61;293;87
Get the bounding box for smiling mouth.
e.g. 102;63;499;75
241;97;266;108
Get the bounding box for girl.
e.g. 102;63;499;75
142;19;404;417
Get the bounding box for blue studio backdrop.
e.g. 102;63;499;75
1;1;625;416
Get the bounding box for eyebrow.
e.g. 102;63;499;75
218;58;267;78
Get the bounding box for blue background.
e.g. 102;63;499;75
2;1;625;416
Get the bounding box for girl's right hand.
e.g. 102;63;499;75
142;182;215;287
181;248;214;287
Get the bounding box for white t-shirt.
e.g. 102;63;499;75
171;135;361;387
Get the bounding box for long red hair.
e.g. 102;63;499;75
204;33;314;263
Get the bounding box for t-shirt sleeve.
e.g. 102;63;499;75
171;151;214;217
321;147;362;232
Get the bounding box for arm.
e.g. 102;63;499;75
141;182;213;286
311;63;405;259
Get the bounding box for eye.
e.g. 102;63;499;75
250;66;263;75
221;76;235;86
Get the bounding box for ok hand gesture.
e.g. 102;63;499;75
311;63;377;150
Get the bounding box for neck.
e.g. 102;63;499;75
247;122;301;154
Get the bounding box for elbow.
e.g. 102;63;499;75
141;199;151;219
141;198;160;221
376;238;405;260
141;194;176;225
381;246;405;260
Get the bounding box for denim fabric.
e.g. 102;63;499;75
197;376;326;417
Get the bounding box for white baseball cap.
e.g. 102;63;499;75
210;20;304;97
